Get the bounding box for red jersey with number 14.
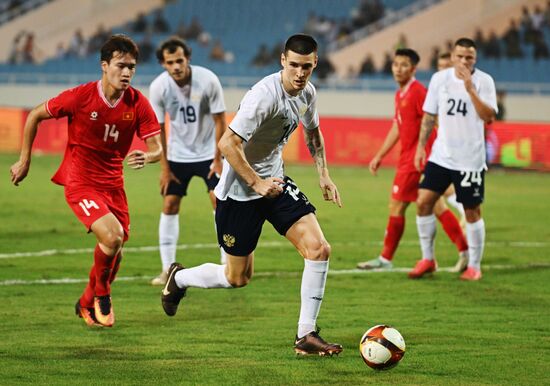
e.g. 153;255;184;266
394;79;435;172
47;81;159;189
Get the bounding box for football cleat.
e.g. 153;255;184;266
75;300;102;327
460;266;482;281
294;329;343;356
151;271;168;286
408;258;437;279
94;295;115;327
450;251;469;273
357;257;393;270
161;262;187;317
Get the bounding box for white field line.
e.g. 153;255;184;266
1;262;549;286
0;240;548;260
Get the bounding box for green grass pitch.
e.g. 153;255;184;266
1;154;549;385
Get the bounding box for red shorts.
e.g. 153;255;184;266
391;170;421;202
64;185;130;241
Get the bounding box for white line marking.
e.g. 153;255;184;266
0;240;548;260
1;263;548;286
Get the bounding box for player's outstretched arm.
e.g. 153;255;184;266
209;112;227;179
304;127;342;207
218;128;283;198
414;113;436;172
370;120;399;176
10;103;51;186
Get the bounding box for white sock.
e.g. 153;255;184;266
298;259;329;338
416;214;436;260
466;219;485;270
213;210;227;264
446;193;465;217
175;263;232;289
159;213;179;272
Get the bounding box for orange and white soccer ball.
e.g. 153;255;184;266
359;324;406;370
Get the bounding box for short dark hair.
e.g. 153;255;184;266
394;48;420;66
284;34;318;55
439;52;451;60
156;37;192;62
100;34;139;63
454;38;477;49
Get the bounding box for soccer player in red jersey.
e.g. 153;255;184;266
357;48;468;272
9;35;163;327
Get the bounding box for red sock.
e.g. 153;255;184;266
109;252;122;284
80;265;96;308
438;209;468;252
380;216;405;261
94;244;115;297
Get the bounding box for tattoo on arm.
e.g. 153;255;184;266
305;127;327;170
419;114;436;147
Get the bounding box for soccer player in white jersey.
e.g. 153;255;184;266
410;38;497;281
148;37;227;286
160;34;344;356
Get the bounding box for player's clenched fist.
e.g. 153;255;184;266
10;159;30;186
252;177;284;198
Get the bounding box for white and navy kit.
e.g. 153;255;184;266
149;65;225;195
214;72;319;255
420;67;498;205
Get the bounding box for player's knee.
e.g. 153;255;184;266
226;273;250;288
163;201;180;214
306;240;331;261
101;229;124;252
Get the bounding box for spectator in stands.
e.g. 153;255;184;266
304;12;318;35
251;44;272;67
544;0;550;27
533;33;550;60
531;5;545;31
185;17;203;40
68;29;87;58
152;9;170;34
484;31;501;59
359;54;376;74
132;12;148;33
209;39;226;62
394;34;408;50
55;42;66;59
316;55;335;82
139;33;154;62
474;29;485;52
382;52;392;74
88;24;111;55
7;31;24;64
503;20;523;58
22;32;36;63
175;19;186;39
270;41;284;63
429;46;440;70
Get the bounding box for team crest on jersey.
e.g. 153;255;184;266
401;100;408;107
122;111;134;120
90;111;98;120
223;234;236;248
299;105;307;116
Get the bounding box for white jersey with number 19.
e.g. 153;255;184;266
214;71;319;202
423;67;498;172
149;65;226;163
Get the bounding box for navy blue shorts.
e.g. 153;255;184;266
215;176;316;256
420;161;485;207
165;160;219;196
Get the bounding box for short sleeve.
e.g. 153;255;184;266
301;87;319;131
136;94;160;140
229;86;275;141
479;74;498;114
416;83;427;116
208;72;226;114
148;78;165;124
422;74;439;115
46;86;78;119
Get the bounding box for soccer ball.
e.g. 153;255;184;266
359;324;406;370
